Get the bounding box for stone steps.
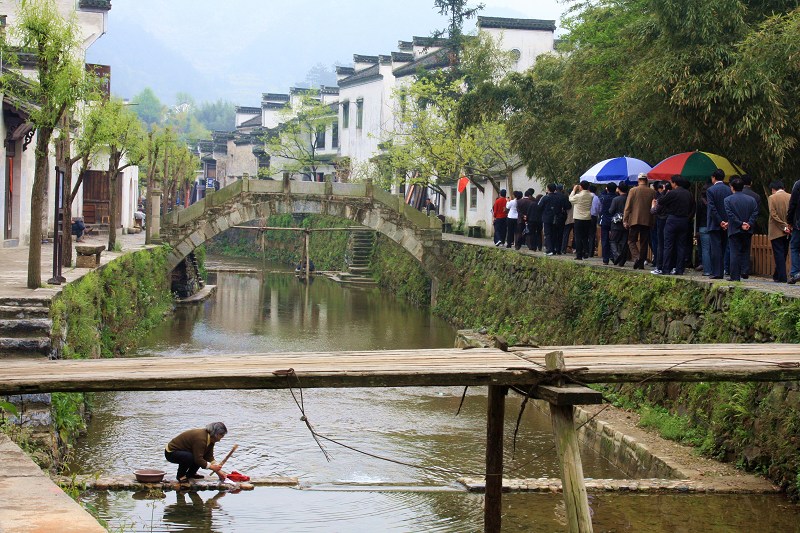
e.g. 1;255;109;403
0;338;51;358
0;318;52;337
0;305;50;319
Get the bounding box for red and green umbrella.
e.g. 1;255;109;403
648;151;746;182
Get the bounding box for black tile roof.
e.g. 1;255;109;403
391;52;414;63
398;41;413;51
338;63;383;88
79;0;111;11
262;102;288;110
239;115;262;128
353;54;379;64
477;16;556;32
236;106;261;114
319;85;339;95
336;66;355;76
393;47;452;78
379;55;392;65
262;93;290;102
412;36;450;48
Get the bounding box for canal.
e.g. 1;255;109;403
70;257;800;531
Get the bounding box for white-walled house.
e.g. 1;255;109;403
220;16;555;232
0;0;139;247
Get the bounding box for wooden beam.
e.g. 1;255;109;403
534;385;603;406
232;225;371;232
484;385;506;533
547;351;593;533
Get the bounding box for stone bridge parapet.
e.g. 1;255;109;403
161;179;444;276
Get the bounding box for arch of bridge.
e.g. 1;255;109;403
161;179;443;275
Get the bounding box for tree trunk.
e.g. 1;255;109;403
107;152;121;252
27;127;53;289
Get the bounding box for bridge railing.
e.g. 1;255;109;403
163;179;442;232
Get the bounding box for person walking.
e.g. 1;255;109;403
768;181;791;283
707;169;732;279
724;177;759;281
569;181;594;260
598;183;618;265
492;189;508;246
623;174;656;269
656;177;694;275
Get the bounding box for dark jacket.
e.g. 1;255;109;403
527;198;543;223
724;192;759;236
539;193;557;224
598;191;618;227
517;197;533;222
609;194;627;228
786;179;800;229
658;187;695;218
706;181;732;231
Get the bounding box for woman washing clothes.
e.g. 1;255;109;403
165;422;229;482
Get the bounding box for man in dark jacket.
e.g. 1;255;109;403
539;184;558;255
656;177;695;275
724;177;759;282
526;194;544;251
598;183;618;264
551;184;571;254
609;183;629;265
787;179;800;283
515;189;534;250
706;169;732;279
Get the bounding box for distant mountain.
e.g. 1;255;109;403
86;20;214;104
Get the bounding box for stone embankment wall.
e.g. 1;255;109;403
372;236;800;499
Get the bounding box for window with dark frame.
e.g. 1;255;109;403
469;186;478;209
315;125;326;150
356;99;364;129
450;187;457;209
342;101;350;128
332;121;339;148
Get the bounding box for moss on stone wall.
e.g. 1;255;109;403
47;246;174;447
205;214;351;271
50;246;174;359
371;237;800;499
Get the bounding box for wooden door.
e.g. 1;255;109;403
82;171;108;224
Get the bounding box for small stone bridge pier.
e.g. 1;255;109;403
160;178;445;294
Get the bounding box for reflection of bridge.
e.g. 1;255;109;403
161;179;443;274
4;344;799;532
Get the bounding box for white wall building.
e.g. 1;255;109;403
0;0;132;247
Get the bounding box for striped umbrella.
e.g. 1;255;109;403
579;157;652;184
648;151;746;182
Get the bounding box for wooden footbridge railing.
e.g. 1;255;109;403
5;344;800;533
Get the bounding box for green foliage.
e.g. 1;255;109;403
51;392;86;446
0;401;19;418
371;234;432;307
206;214;352;271
262;91;336;180
130;87;165;127
51;247;173;359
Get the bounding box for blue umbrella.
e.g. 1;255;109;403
579;157;653;184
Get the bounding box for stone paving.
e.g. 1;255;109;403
443;233;800;300
0;434;105;533
0;232;150;302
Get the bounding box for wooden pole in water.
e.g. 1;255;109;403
546;351;593;533
304;229;311;282
485;385;506;533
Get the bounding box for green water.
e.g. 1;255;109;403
70;257;800;532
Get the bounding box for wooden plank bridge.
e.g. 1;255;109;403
5;343;800;533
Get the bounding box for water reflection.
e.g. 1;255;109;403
71;257;797;531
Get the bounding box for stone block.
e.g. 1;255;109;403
189;230;205;248
176;240;194;258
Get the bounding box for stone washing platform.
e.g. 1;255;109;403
457;477;781;494
56;475;299;492
0;435;105;533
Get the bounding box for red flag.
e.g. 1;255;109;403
457;176;469;193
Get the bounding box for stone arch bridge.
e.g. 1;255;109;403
161;178;444;277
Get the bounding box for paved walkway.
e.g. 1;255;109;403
0;434;105;533
443;233;800;300
0;232;149;302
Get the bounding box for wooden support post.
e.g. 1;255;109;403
304;230;310;282
485;385;506;533
546;351;593;533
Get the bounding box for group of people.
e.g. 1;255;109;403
492;169;794;284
